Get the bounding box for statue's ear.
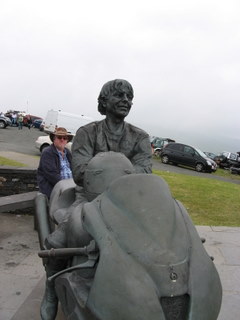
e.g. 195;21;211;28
102;101;107;108
101;96;109;108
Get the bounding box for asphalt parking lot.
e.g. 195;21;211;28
0;125;47;156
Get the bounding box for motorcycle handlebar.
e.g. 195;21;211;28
38;240;97;258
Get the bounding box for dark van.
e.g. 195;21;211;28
160;143;217;173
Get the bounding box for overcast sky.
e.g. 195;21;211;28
1;0;240;153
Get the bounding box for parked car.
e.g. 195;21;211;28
35;135;72;152
160;143;217;173
214;151;239;169
23;115;42;127
151;137;175;157
0;115;12;128
32;119;43;129
230;165;240;175
204;152;218;161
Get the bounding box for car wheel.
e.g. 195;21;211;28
161;155;169;164
0;120;6;128
154;150;161;158
40;143;49;152
196;163;204;172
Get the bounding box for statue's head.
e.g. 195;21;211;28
84;152;134;201
98;79;134;118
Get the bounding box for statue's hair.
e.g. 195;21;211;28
97;79;134;115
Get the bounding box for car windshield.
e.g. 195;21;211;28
229;153;238;160
221;152;238;160
195;148;208;158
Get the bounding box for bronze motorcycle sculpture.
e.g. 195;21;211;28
36;153;222;320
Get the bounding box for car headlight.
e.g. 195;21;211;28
207;160;212;166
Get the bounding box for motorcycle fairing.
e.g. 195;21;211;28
56;269;98;320
82;174;222;320
49;178;76;224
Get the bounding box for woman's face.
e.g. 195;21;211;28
104;89;133;119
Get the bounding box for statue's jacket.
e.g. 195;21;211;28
71;120;152;186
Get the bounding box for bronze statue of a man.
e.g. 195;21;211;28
72;79;152;190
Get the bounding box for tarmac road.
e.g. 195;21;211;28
0;125;47;156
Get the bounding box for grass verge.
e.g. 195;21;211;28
0;156;26;167
213;167;240;181
153;169;240;227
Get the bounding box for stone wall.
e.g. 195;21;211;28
0;166;38;196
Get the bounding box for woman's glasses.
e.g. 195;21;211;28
56;136;68;140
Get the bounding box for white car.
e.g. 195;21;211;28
35;135;72;152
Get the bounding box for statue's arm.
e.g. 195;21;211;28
71;126;95;186
131;136;152;173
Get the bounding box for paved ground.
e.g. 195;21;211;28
0;151;240;319
0;213;65;320
0;125;46;156
0;213;239;320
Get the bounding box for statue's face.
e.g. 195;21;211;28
104;89;133;119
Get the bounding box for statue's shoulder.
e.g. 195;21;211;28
76;120;104;134
125;122;149;138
